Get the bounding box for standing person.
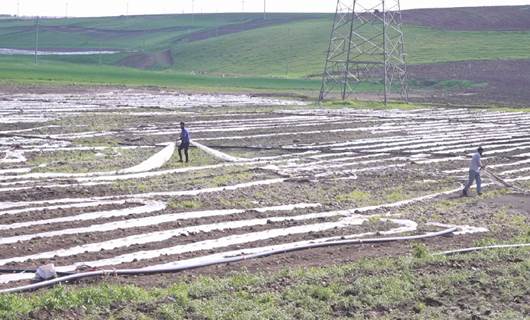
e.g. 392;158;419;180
463;146;485;196
178;122;190;163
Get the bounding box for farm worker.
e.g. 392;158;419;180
178;122;191;163
463;146;485;196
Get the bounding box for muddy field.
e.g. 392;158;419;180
408;59;530;106
0;87;529;291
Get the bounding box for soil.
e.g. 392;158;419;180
176;15;320;43
402;5;530;31
2;232;485;291
1;87;529;292
408;59;530;106
118;49;174;69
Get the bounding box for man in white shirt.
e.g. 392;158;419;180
463;146;485;196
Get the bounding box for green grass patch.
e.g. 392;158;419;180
207;170;254;188
162;147;220;169
1;12;529;91
1;248;528;319
28;147;157;173
0;56;321;93
168;198;203;210
109;164;249;195
409;79;487;91
490;207;529;236
384;187;408;203
169;20;530;77
335;189;373;205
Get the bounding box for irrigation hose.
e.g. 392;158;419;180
483;169;530;194
0;227;457;294
483;169;513;188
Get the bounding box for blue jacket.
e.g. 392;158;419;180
181;128;190;144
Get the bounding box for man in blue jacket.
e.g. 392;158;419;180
178;122;190;163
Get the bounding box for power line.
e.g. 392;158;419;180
319;0;408;104
191;0;195;24
286;27;291;75
34;16;39;65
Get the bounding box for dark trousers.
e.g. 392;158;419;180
178;142;189;162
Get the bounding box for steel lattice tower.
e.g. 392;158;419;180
319;0;408;104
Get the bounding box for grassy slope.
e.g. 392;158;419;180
0;248;528;319
172;19;331;77
0;55;478;94
0;13;323;51
172;21;530;77
0;56;321;92
0;12;529;79
0;10;527;98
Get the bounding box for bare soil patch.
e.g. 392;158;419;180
402;5;530;31
177;15;321;43
118;49;174;69
408;59;530;106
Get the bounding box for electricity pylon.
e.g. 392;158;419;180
319;0;408;104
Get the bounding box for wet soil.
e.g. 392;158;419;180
0;203;139;225
0;232;485;291
1;88;529;292
0;210;338;261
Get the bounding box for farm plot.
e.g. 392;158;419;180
0;88;529;291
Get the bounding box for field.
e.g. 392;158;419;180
1;6;530;105
0;4;529;319
0;56;321;93
0;86;529;318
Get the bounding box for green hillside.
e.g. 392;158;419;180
0;13;324;51
171;20;530;77
0;56;322;93
0;9;529;89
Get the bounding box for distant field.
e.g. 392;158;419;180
171;21;530;77
1;11;529;77
1;89;529;319
1;56;477;96
0;13;324;52
1;8;530;104
0;56;322;93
